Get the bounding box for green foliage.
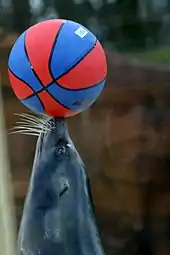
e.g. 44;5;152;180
126;47;170;64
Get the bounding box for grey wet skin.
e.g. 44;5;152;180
17;118;105;255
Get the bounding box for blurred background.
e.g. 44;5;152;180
1;0;170;254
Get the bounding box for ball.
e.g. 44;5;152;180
8;19;107;117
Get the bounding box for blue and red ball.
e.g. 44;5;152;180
8;19;107;117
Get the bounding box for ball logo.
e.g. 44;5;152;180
75;27;88;38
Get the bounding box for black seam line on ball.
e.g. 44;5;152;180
45;88;71;110
48;21;98;89
9;65;105;110
46;71;106;92
48;39;97;88
8;68;44;112
20;76;106;110
48;21;65;82
50;39;98;82
8;67;35;93
24;32;45;89
22;92;45;112
22;86;71;110
35;95;45;112
23;77;105;99
23;21;65;90
45;74;106;91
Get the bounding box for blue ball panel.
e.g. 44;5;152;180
22;95;44;114
50;20;97;79
47;80;105;111
8;32;43;92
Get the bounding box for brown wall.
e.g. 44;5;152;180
2;42;170;254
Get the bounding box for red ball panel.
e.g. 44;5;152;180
38;90;79;117
25;19;65;86
8;68;34;100
57;41;107;89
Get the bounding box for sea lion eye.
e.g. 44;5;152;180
56;145;66;157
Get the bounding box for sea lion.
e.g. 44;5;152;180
13;114;105;255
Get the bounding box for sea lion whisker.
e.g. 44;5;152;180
14;115;44;128
8;127;44;135
15;114;52;131
46;119;55;129
21;113;51;125
15;120;45;129
8;128;40;134
11;115;53;136
21;114;52;130
8;126;41;135
15;121;51;132
40;114;52;121
8;127;41;135
9;130;40;136
51;118;56;129
37;116;56;130
14;113;41;121
38;116;54;129
15;113;54;131
8;126;47;134
15;113;47;126
10;121;43;129
36;118;52;130
8;127;40;134
18;117;43;124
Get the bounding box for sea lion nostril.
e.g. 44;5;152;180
58;185;69;199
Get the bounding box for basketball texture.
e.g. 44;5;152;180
8;19;107;117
